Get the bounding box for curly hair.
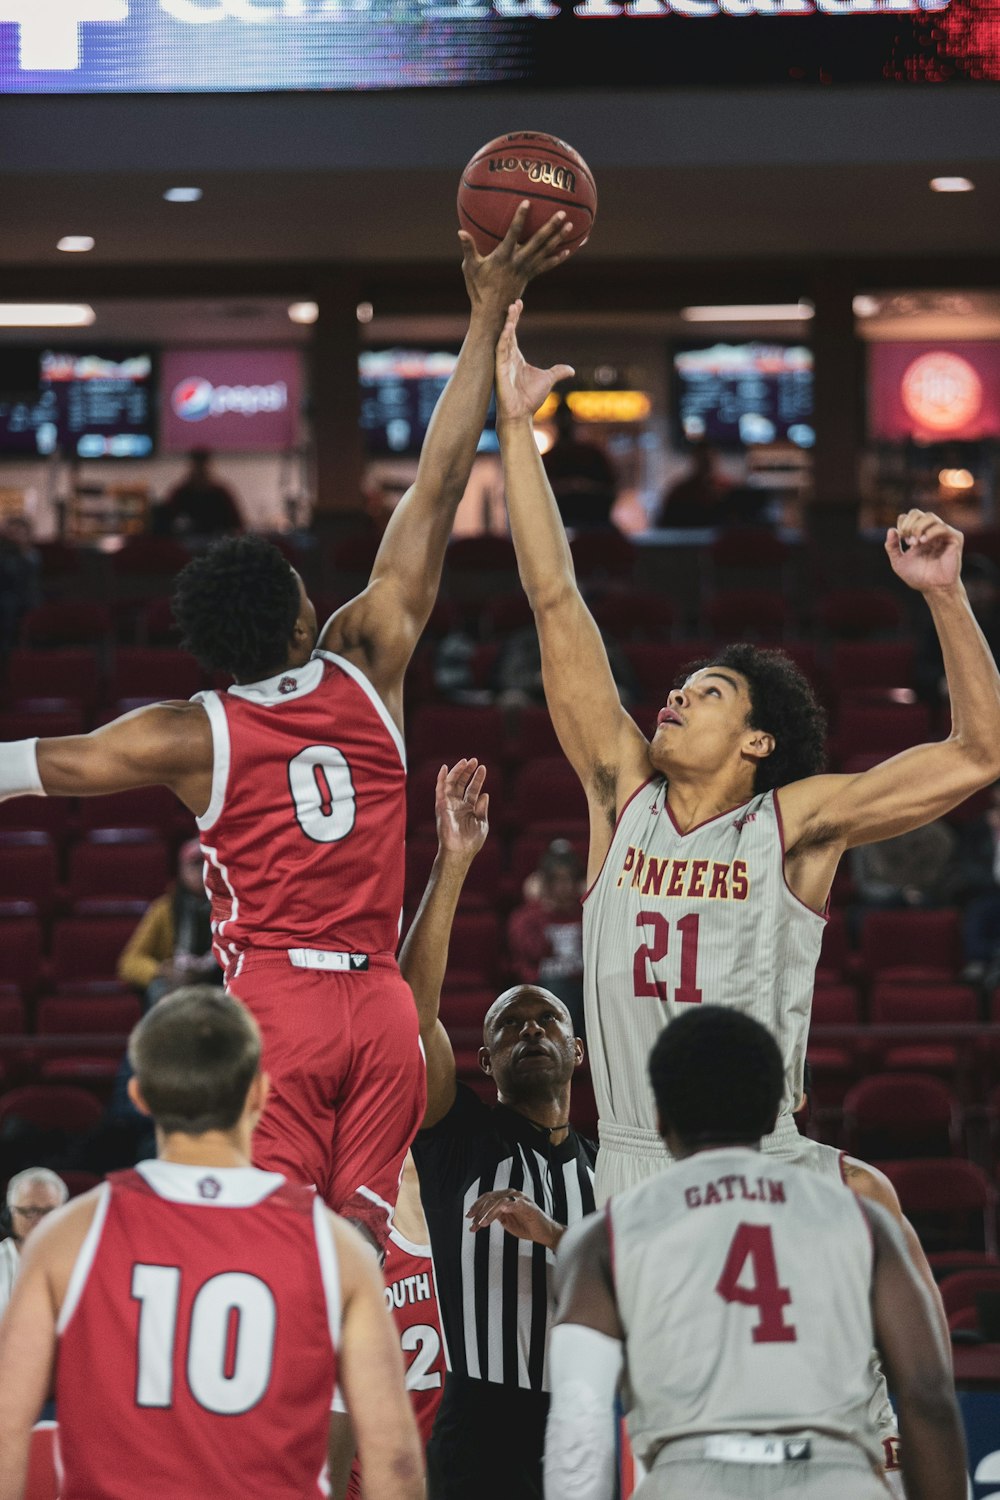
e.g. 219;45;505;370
648;1006;784;1148
172;536;301;681
678;643;826;793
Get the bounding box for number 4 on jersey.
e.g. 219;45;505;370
715;1223;797;1344
633;911;703;1005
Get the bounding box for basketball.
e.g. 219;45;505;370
457;132;597;259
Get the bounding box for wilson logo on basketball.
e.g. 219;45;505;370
488;158;578;195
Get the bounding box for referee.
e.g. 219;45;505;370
405;761;597;1500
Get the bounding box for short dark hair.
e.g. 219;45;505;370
128;986;261;1136
679;643;826;793
172;535;300;681
648;1006;784;1147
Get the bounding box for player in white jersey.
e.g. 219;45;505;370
544;1007;966;1500
494;300;1000;1200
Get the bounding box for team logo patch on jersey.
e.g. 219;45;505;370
197;1176;222;1200
733;811;757;831
783;1441;811;1461
278;676;298;695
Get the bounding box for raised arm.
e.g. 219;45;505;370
399;759;489;1129
495;302;650;875
332;1216;424;1500
779;513;1000;910
2;700;213;816
865;1200;966;1500
321;211;573;718
545;1214;624;1500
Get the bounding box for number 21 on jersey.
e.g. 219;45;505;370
633;911;703;1005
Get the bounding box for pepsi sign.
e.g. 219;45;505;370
161;349;300;453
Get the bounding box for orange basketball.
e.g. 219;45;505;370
457;132;597;259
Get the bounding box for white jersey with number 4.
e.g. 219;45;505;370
583;780;825;1196
609;1146;883;1470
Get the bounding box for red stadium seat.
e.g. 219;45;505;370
21;602;112;647
808;982;861;1083
0;797;70;841
814;909;850;984
0;1084;104;1132
112;536;191;578
842;1074;960;1160
109;647;202;703
710;527;789;573
439;989;494;1049
406;761;448;835
67;839;169;905
36;997;141;1035
509;759;588;834
0;917;43;992
589;591;675;643
482;593;535;636
406;704;504;767
939;1268;1000;1320
0;708;86;741
58;1170;102;1198
624;642;716;702
504;705;564;764
446;535;517;573
0;836;57;917
404;833;501;913
50;917;142;985
858;908;962;983
569;531;636;582
815;589;904;639
6;647;101;708
77;785;192;839
870;982;979;1073
703;590;791;642
139;596;182;646
878;1158;998;1256
0;995;27;1033
830;641;916;694
443;913;501;988
832;702;930;761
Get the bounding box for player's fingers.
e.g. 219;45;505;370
499;201;532;253
457;231;480;267
466;764;488;800
884;528;902;559
518;209;568;259
549;364;576;384
477;791;490;822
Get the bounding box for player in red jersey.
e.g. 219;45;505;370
341;1152;446;1500
0;986;422;1500
0;209;574;1249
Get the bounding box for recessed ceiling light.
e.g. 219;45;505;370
288;301;319;325
356;301;374;324
852;295;880;319
930;176;974;193
680;302;814;322
57;236;95;253
0;304;95;327
163;187;203;203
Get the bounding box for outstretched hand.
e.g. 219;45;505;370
885;510;964;594
466;1188;564;1251
460;202;574;315
435;758;489;862
495;299;575;423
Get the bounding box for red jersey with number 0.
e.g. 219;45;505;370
194;650;406;967
345;1224;444;1499
56;1162;340;1500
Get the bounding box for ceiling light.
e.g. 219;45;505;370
356;301;374;324
57;236;95;253
930;176;974;193
288;301;319;325
0;304;95;328
163;187;203;203
680;303;814;322
939;467;975;491
852;295;880;319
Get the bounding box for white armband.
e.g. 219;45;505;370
544;1324;624;1500
0;739;44;802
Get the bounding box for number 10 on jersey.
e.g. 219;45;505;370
633;911;703;1005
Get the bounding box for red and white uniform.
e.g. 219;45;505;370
193;652;425;1247
56;1162;339;1500
345;1224;445;1499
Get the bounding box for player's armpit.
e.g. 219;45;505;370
333;1219;424;1500
866;1201;966;1500
780;732;1000;857
35;701;213;813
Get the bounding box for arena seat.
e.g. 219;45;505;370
0;1084;104;1133
858;908;962;983
703;590;791;641
869;982;979;1074
109;647;202;703
6;648;101;712
58;1170;102;1198
20;602;113;649
814;588;904;639
0;917;44;992
50;917;141;985
0;995;27;1034
0;708;87;741
36;997;141;1036
482;593;535;636
832;702;931;761
0;837;57;918
569;530;637;582
509;759;589;834
0;797;70;842
624;642;715;702
830;641;916;694
111;535;191;579
406;704;504;767
503;705;563;763
67;839;169;906
406;761;448;835
814;909;850;985
138;596;181;646
940;1268;1000;1322
404;833;501;913
439;989;494;1049
588;591;675;642
442;913;501;988
76;785;190;839
878;1158;998;1257
842;1074;961;1160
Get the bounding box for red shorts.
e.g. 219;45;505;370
228;952;425;1252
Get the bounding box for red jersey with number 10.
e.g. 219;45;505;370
194;650;406;968
56;1162;340;1500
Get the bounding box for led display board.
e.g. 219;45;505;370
160;348;301;453
360;348;496;456
868;341;1000;442
0;0;996;92
674;342;814;449
0;347;156;458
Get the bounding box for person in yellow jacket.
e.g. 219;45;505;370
118;839;221;1007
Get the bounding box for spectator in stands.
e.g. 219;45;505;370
915;553;1000;707
0;1168;67;1316
508;840;585;1035
541;398;618;530
155;450;243;539
0;515;40;653
118;839;220;1008
494;627;637;708
655;444;728;529
849;819;957;938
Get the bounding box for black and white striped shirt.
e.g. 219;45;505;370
412;1085;597;1393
